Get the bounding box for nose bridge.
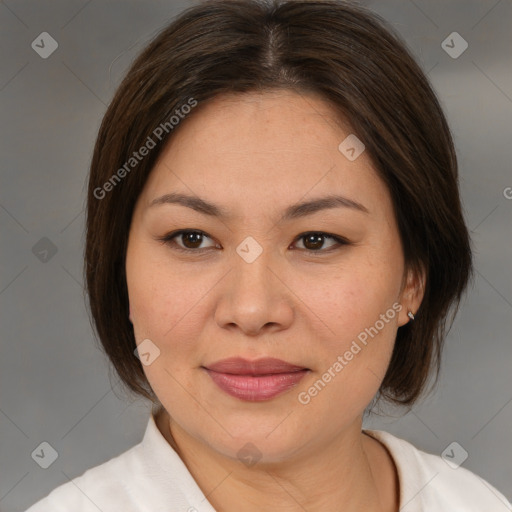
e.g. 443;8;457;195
214;236;293;334
232;236;276;299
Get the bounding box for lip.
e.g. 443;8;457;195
203;357;309;402
205;357;307;375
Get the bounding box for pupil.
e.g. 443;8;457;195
184;232;202;248
305;233;323;250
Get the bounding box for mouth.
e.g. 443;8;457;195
202;357;310;401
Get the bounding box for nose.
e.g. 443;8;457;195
214;246;294;337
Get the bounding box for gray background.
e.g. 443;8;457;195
1;0;511;510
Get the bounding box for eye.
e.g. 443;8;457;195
292;232;349;253
158;229;349;255
158;230;218;252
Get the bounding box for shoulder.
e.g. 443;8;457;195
25;442;146;512
25;412;215;512
365;429;512;512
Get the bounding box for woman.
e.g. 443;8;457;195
26;0;511;510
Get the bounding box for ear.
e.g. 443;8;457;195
397;265;426;327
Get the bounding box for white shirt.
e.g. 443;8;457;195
26;412;511;511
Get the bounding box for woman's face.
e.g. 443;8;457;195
125;91;420;463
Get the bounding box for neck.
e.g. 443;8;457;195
156;408;398;512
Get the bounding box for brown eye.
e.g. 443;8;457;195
303;233;325;250
181;231;205;249
160;230;217;252
294;232;347;252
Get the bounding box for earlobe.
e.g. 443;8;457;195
399;266;426;326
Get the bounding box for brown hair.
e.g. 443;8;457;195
85;0;473;406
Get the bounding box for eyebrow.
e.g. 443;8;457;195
149;192;369;221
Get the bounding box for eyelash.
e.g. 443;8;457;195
157;229;350;255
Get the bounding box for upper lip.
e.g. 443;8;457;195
204;357;308;375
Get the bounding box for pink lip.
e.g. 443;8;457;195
203;357;309;401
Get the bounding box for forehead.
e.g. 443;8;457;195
138;91;390;219
167;90;353;157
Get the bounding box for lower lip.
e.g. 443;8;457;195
204;369;309;401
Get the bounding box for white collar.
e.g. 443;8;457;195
140;407;430;511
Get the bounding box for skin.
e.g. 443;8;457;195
125;90;425;512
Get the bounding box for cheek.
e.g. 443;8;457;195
298;258;401;387
307;261;399;334
127;239;186;328
293;283;399;424
129;266;203;345
127;257;208;405
126;246;216;383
